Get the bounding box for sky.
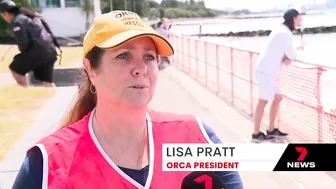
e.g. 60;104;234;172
153;0;328;11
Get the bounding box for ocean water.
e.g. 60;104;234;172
169;9;336;67
170;9;336;35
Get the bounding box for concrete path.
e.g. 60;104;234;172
0;73;15;87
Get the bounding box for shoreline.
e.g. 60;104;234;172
216;11;325;20
188;25;336;37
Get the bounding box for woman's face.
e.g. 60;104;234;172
294;15;302;28
85;36;159;108
0;12;12;23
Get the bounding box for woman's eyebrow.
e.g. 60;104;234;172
118;45;155;52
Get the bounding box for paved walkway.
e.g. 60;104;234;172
0;66;335;188
0;73;15;87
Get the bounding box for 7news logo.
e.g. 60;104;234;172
287;147;316;169
181;172;226;189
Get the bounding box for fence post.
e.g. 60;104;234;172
230;48;234;105
199;24;202;39
170;35;174;65
204;42;208;87
188;38;191;74
216;44;220;95
317;67;324;143
195;40;199;80
249;52;254;116
182;37;185;71
172;35;175;64
176;35;179;68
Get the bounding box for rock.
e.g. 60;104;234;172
191;25;336;37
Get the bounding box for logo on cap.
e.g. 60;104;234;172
112;11;145;28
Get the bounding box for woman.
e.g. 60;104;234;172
155;21;171;70
252;8;305;142
0;0;58;87
12;10;244;189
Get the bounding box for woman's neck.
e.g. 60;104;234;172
93;103;150;169
94;103;148;138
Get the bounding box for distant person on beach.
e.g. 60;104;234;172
156;21;171;69
156;21;169;38
162;18;172;31
0;0;60;87
252;8;305;142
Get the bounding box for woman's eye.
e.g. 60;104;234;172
145;54;155;61
116;53;130;59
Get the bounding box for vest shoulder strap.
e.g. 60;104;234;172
148;109;198;123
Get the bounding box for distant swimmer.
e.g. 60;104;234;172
252;8;305;143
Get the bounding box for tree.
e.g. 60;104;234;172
148;8;160;20
161;0;178;8
148;0;160;8
0;0;36;38
100;0;148;16
81;0;94;30
98;0;221;20
159;8;164;19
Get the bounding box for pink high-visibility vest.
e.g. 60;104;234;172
30;110;212;189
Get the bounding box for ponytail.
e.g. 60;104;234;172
283;19;295;31
19;7;36;19
60;47;104;127
60;71;97;126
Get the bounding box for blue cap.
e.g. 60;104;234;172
283;9;300;21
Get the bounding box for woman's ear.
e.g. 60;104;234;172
83;58;96;83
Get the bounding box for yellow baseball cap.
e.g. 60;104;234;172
83;10;174;57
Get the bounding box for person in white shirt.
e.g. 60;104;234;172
156;21;171;69
156;21;169;39
252;9;305;142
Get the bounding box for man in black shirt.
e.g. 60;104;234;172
0;0;59;87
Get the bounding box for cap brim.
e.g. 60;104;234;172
96;30;174;57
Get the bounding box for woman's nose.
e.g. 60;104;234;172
132;61;148;76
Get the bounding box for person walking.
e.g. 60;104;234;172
252;8;305;142
0;0;60;87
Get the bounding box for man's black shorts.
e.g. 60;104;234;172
9;53;57;83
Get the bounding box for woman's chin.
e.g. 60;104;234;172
125;98;151;109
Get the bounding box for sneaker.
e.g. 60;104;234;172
267;128;288;139
252;132;275;142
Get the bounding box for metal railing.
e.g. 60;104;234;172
169;33;336;143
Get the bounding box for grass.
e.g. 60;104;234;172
0;86;56;160
0;45;83;72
